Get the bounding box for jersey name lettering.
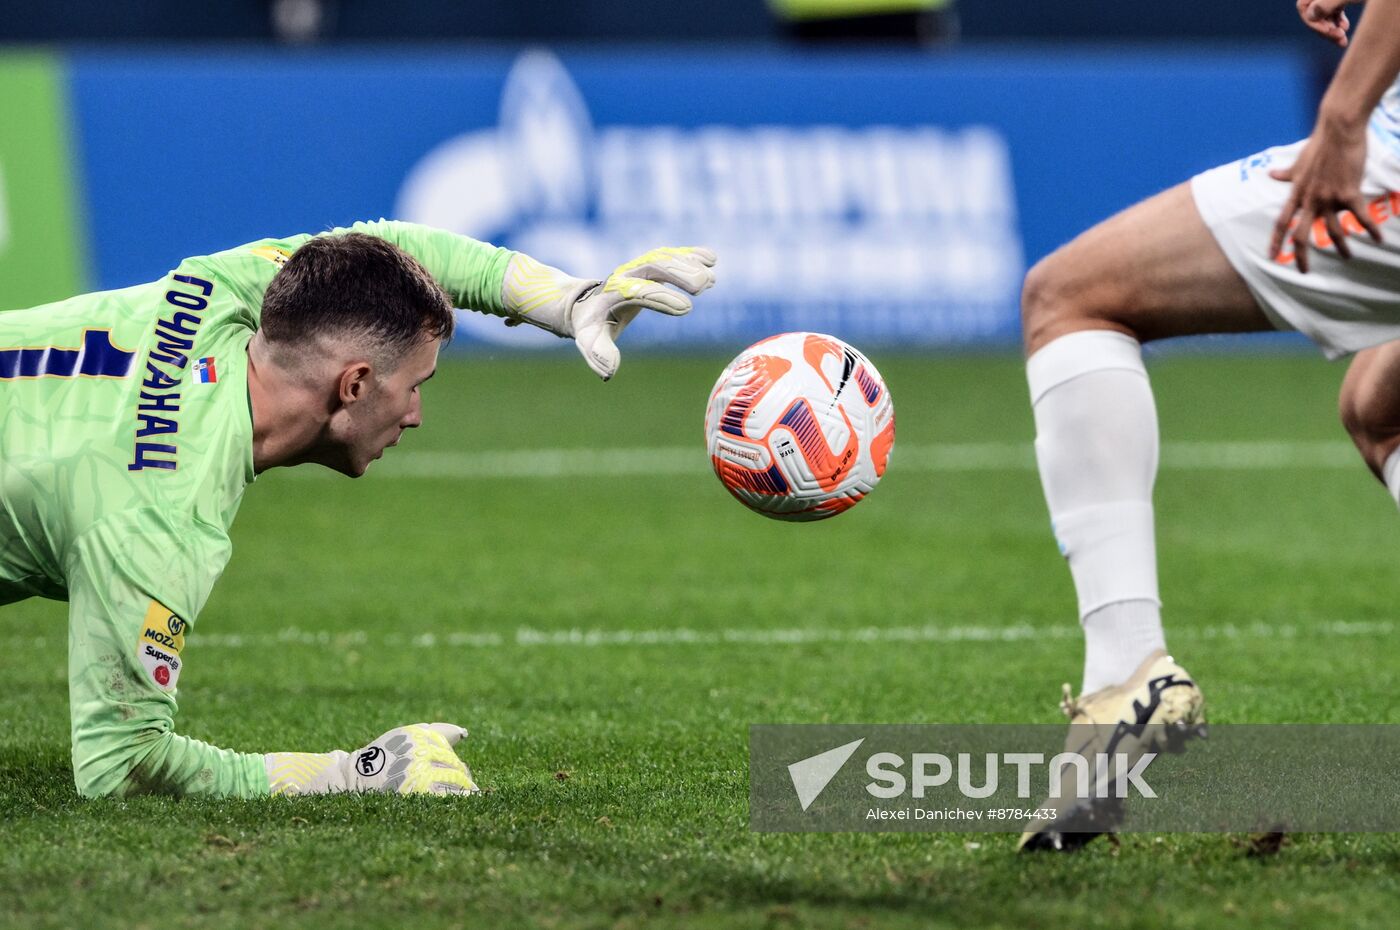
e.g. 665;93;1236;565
128;274;214;472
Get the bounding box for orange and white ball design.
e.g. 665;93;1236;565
705;332;894;521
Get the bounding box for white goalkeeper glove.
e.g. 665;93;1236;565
265;722;479;796
501;246;718;380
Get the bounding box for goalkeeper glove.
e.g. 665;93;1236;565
264;722;479;796
501;246;718;380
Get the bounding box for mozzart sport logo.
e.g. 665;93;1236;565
395;51;1024;348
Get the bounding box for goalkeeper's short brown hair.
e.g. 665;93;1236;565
259;233;454;367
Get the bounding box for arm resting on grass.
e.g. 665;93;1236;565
65;510;269;798
65;510;479;798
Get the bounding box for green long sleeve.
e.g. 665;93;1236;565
342;219;516;317
184;219;517;322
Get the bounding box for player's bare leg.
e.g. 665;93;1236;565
1018;182;1270;851
1023;182;1274;355
1023;181;1270;692
1340;340;1400;504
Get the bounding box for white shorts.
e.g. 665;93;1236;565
1191;131;1400;359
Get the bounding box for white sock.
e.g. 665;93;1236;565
1384;446;1400;509
1027;330;1166;693
1080;600;1166;695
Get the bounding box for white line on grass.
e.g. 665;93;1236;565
279;440;1361;480
3;619;1390;653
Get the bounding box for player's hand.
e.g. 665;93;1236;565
570;247;718;380
265;722;480;795
339;723;479;795
1296;0;1362;47
1268;117;1380;273
501;247;717;380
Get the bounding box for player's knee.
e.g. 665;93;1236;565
1021;256;1060;353
1021;251;1104;355
1338;380;1400;478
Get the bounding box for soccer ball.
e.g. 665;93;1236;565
705;332;895;521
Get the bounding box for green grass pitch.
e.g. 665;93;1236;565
2;350;1399;929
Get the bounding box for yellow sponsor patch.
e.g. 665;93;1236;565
136;600;186;691
250;245;291;267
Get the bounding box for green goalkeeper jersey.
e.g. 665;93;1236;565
0;220;513;798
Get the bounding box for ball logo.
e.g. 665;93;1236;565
153;665;170;687
356;746;387;777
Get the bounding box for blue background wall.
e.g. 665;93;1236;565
63;46;1313;347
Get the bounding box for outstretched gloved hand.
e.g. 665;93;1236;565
501;246;718;380
265;722;478;795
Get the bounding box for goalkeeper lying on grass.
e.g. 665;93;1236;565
0;221;716;797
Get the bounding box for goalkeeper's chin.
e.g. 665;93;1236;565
320;450;377;479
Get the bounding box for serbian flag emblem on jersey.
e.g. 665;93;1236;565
194;356;218;384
